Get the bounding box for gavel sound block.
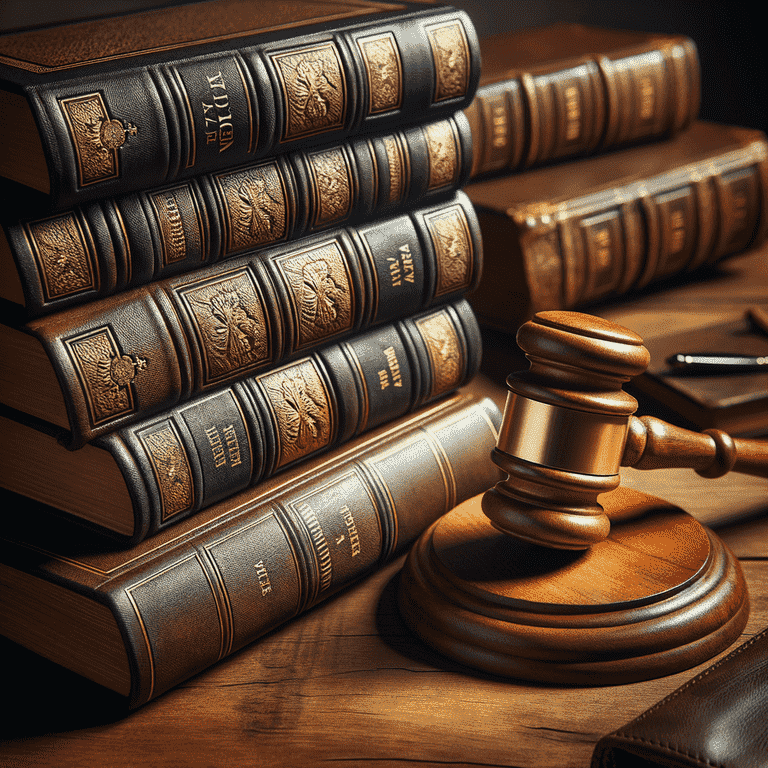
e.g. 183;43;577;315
398;311;767;684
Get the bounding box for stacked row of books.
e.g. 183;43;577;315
0;0;505;709
2;4;766;710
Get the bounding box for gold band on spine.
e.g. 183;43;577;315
498;393;630;476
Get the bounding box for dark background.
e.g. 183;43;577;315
2;1;765;136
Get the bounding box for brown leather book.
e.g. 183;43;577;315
466;122;768;333
466;24;700;178
0;192;481;448
0;298;483;541
0;388;502;710
0;0;480;209
0;112;473;319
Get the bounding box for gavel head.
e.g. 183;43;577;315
483;310;651;549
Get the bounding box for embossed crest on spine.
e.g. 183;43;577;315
26;213;95;301
425;120;459;189
272;42;347;141
259;358;333;469
383;134;407;203
424;205;473;296
65;327;148;426
416;310;463;399
60;93;137;186
426;20;470;103
148;184;204;265
178;269;270;385
139;421;194;521
275;240;354;350
358;32;403;115
307;146;353;227
215;162;288;254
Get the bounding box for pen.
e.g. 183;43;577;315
667;353;768;373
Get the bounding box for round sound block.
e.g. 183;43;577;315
398;487;749;685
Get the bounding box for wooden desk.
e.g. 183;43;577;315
2;246;766;767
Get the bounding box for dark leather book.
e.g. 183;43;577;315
466;122;768;334
0;388;502;709
466;24;700;179
0;192;481;448
0;298;482;541
0;111;473;319
0;0;480;210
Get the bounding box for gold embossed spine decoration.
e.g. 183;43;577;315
138;421;195;521
357;32;403;115
274;240;355;351
215;162;290;255
60;93;137;187
425;120;459;190
424;204;474;297
306;146;354;228
271;42;347;142
426;20;470;103
177;269;271;385
64;327;147;427
258;358;334;470
415;310;463;400
25;214;97;302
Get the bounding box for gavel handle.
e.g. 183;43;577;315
623;416;768;478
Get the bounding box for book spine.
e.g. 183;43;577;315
466;35;700;178
26;9;480;209
24;192;481;448
101;298;482;541
5;113;473;318
107;392;502;708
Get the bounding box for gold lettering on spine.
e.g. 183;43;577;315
424;205;473;297
564;85;581;141
426;21;470;103
296;501;333;592
639;76;655;121
377;345;403;391
416;310;463;399
179;269;270;384
259;358;332;469
149;190;189;264
254;560;273;596
216;163;288;254
272;42;346;141
358;32;403;114
26;213;95;300
425;120;458;189
383;135;406;203
140;422;194;521
60;93;137;186
202;71;234;152
307;146;353;227
593;227;612;270
275;240;353;350
340;506;361;557
65;327;147;426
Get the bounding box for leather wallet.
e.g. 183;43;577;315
591;627;768;768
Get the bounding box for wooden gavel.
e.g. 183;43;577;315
484;310;768;550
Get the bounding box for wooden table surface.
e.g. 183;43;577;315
2;246;766;768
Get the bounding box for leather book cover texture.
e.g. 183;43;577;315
0;111;473;318
465;24;700;178
466;122;768;333
591;626;768;768
0;0;480;209
0;389;503;709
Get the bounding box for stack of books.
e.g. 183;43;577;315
462;24;768;331
0;1;504;709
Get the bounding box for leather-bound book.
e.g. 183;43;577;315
0;388;502;710
466;122;768;334
0;192;481;447
0;298;482;541
0;112;473;319
0;0;480;209
466;24;700;178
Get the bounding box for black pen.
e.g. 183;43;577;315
667;352;768;373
